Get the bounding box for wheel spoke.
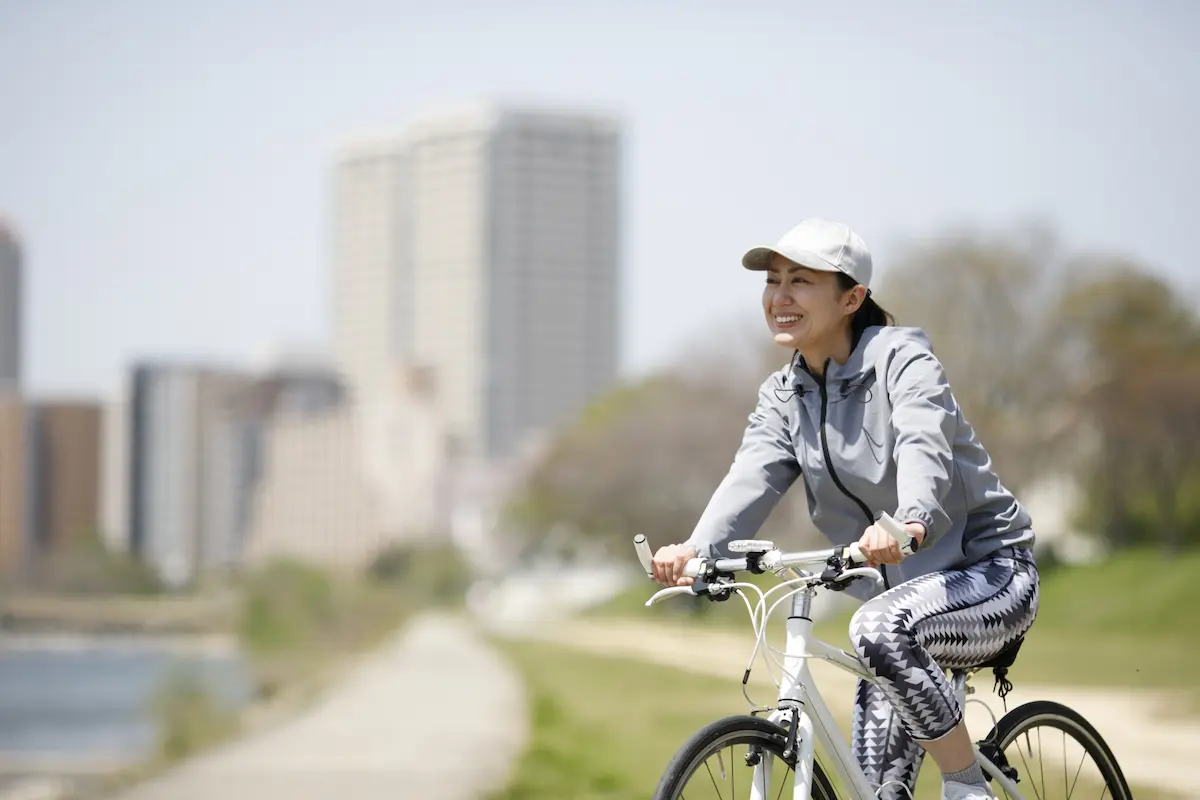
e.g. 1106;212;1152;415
999;715;1129;800
1011;733;1042;800
663;726;833;800
1062;730;1068;799
774;760;788;800
1037;725;1046;800
703;759;724;800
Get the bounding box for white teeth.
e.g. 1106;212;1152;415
775;315;800;323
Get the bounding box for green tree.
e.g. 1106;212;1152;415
502;369;817;560
1051;263;1200;553
875;224;1067;492
873;226;1200;553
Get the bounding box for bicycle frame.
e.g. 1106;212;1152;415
757;585;1026;800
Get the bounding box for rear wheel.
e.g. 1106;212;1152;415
982;700;1132;799
653;715;839;800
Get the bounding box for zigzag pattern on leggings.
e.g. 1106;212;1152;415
852;680;925;800
849;548;1039;800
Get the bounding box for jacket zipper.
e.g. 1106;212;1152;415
812;363;891;590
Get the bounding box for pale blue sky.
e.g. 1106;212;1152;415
2;0;1198;397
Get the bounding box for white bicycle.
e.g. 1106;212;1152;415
632;515;1131;800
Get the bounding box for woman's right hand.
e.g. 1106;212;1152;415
652;544;699;587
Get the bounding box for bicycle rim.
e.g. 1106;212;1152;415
654;715;838;800
987;701;1132;800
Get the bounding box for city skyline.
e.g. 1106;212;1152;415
64;103;628;584
3;2;1198;399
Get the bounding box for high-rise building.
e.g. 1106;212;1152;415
0;219;21;392
0;394;27;575
0;396;103;578
243;404;383;569
100;380;131;553
332;140;413;406
119;358;349;582
26;401;103;555
219;357;347;569
127;362;255;586
333;105;622;462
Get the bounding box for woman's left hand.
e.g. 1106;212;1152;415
857;521;926;568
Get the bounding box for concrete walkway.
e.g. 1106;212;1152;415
522;616;1196;798
109;614;527;800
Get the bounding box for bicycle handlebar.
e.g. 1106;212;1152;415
633;533;654;578
637;512;913;582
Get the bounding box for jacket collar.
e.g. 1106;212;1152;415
788;326;885;393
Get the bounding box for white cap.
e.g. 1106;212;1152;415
742;218;873;288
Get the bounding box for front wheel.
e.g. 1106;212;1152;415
983;700;1132;799
653;714;838;800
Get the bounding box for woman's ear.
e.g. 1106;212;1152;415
845;285;867;314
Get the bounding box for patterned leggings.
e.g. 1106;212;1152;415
848;548;1039;799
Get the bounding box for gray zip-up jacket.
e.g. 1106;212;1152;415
684;325;1035;598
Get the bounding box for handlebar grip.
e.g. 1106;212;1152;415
876;512;915;556
633;534;654;578
846;542;867;564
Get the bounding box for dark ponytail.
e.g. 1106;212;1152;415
835;272;895;347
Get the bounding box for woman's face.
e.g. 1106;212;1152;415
761;253;862;350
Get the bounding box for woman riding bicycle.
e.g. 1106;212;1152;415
651;218;1039;800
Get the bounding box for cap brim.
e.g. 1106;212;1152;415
741;247;777;271
741;245;841;273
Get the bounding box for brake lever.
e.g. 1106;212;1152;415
693;575;733;602
820;550;884;591
644;586;697;607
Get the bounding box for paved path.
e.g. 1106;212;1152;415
518;616;1196;798
106;614;527;800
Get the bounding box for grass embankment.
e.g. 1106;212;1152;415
488;641;737;799
595;547;1200;697
809;547;1200;704
494;548;1196;800
493;640;1177;800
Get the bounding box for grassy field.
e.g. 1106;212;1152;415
492;639;1175;799
809;547;1200;705
595;547;1200;700
488;641;735;800
492;548;1196;798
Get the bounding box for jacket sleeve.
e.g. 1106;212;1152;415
887;346;959;548
684;372;802;559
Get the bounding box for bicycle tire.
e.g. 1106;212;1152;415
652;714;839;800
984;700;1132;799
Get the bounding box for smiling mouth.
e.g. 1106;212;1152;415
774;314;801;325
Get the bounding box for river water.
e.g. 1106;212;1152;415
0;634;253;772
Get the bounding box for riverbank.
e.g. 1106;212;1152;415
108;614;525;800
0;633;251;800
0;594;235;637
0;633;237;657
0;616;526;800
0;545;473;800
